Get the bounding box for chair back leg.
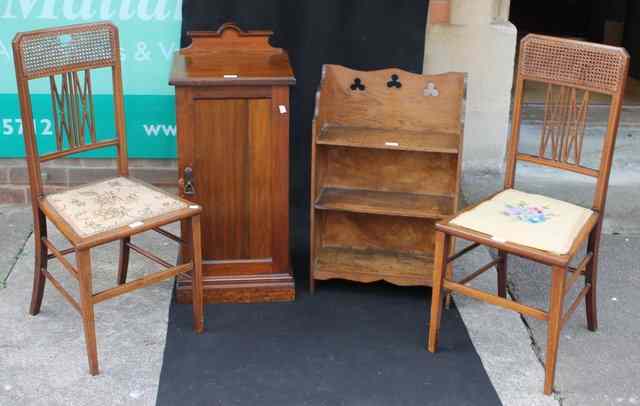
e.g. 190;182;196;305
497;251;508;298
117;237;131;285
77;249;99;375
29;211;48;315
428;231;451;352
544;266;567;395
191;214;205;334
585;226;601;331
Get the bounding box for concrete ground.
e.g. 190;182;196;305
0;215;177;406
0;206;33;288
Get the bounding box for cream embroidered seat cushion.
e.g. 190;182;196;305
449;189;593;255
45;177;188;238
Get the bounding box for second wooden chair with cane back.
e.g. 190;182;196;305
427;35;629;395
12;22;205;375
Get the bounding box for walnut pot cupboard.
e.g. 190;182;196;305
170;23;296;303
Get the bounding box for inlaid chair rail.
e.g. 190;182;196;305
13;22;117;79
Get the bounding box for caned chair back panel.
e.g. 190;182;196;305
315;64;465;134
12;22;128;197
506;34;630;212
15;23;117;79
518;34;628;95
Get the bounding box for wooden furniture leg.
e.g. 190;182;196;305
444;263;453;310
191;215;204;334
443;237;455;310
116;236;130;285
544;265;567;395
428;231;451;352
29;213;47;315
77;249;99;375
585;225;600;331
497;250;508;298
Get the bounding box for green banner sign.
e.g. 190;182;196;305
0;0;182;158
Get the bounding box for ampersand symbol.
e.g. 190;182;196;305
135;42;151;62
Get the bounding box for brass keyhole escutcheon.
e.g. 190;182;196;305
183;166;196;195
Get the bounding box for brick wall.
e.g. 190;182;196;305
429;0;450;24
0;158;178;204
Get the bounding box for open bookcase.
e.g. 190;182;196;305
310;65;466;290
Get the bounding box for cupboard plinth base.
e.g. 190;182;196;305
176;272;295;304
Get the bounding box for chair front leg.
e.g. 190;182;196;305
191;214;204;334
77;249;99;375
29;211;48;315
544;265;567;395
116;237;130;285
428;231;452;353
585;226;601;331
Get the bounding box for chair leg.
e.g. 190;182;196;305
77;249;99;375
444;262;454;310
116;237;130;285
29;212;48;316
191;215;205;334
585;227;601;331
443;237;455;309
497;250;508;298
428;231;451;353
544;265;566;395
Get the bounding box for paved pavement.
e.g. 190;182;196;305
508;235;640;406
0;205;33;288
0;216;177;406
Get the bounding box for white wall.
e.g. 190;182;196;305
424;0;516;172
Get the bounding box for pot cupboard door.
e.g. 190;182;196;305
192;97;274;274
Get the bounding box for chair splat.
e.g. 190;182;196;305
539;84;591;165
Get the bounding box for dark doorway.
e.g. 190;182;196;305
510;0;625;42
510;0;639;78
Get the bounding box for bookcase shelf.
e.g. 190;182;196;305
316;126;460;154
314;187;454;219
310;65;466;290
314;246;433;286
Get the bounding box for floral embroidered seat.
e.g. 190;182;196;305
448;189;593;255
44;177;189;238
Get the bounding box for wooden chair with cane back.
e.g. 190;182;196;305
12;22;205;375
427;35;629;395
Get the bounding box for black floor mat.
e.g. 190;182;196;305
157;280;501;406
